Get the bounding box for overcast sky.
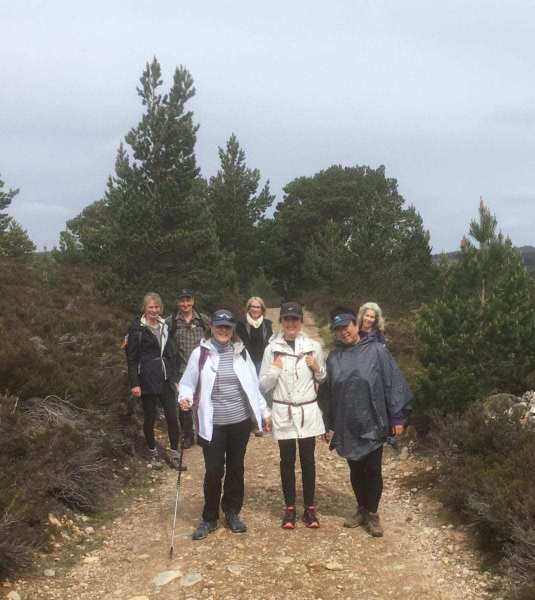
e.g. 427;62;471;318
1;0;535;252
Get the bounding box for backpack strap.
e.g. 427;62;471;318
191;346;210;436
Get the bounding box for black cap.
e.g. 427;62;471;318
211;309;236;327
331;313;356;329
177;288;194;299
280;302;303;319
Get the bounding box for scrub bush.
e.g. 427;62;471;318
0;258;142;577
432;403;535;598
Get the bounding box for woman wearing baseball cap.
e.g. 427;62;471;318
178;309;272;540
259;302;326;529
325;306;412;536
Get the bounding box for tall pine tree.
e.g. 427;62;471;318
417;201;535;413
209;134;273;291
60;59;234;306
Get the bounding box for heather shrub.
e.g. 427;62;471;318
431;403;535;597
0;258;142;577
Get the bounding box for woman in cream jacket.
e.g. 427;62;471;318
259;302;326;529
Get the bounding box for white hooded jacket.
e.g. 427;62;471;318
259;331;326;440
179;338;270;442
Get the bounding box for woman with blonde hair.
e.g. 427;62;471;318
126;292;181;469
357;302;386;344
236;296;273;374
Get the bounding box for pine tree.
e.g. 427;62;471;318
263;164;433;303
417;201;535;413
0;221;35;259
0;175;35;260
0;174;18;234
209;134;273;290
60;58;234;306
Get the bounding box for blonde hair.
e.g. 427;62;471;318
357;302;385;332
246;296;266;315
142;292;163;314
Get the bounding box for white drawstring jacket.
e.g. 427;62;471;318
259;331;326;440
178;338;270;442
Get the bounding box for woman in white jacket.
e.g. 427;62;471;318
179;309;271;540
259;302;326;529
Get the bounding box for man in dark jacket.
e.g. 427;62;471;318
167;288;210;448
325;306;412;537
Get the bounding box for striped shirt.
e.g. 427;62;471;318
211;342;250;425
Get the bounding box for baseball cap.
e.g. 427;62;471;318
177;288;194;298
331;313;356;329
211;309;236;327
280;302;303;319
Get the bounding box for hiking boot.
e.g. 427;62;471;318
192;520;218;540
343;506;367;528
168;449;187;471
225;512;247;533
302;506;320;528
182;433;195;449
147;447;164;470
366;512;384;537
281;506;296;530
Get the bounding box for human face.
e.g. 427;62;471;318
178;296;194;315
334;321;359;345
248;301;263;320
361;309;376;332
281;316;301;341
144;300;162;323
212;325;234;345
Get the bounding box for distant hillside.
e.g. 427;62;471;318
433;245;535;272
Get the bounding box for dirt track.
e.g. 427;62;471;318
8;310;503;600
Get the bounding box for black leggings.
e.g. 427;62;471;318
347;446;383;513
278;436;316;507
141;387;180;451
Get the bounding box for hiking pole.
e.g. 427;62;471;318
169;440;185;559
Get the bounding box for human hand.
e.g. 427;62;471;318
323;430;334;443
305;355;319;373
179;398;193;411
392;424;404;437
273;353;283;369
263;416;272;433
131;386;142;398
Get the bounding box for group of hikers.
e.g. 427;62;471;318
125;290;412;541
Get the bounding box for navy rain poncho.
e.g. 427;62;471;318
325;332;412;462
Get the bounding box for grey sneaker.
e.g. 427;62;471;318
366;512;384;537
168;449;187;471
343;506;367;528
225;512;247;533
147;447;164;470
192;520;218;540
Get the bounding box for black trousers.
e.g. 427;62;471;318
140;386;180;451
347;445;383;513
199;419;251;522
278;436;316;507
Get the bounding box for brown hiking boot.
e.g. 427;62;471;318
343;506;367;528
366;512;384;537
